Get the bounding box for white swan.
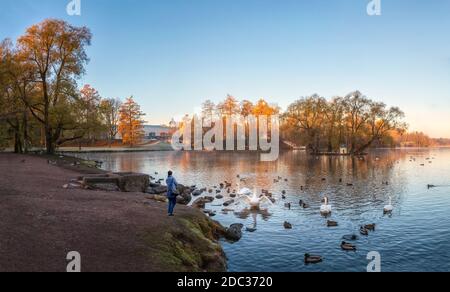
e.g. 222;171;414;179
320;196;332;215
237;188;273;210
384;196;394;213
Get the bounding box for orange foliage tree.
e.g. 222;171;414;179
118;96;145;147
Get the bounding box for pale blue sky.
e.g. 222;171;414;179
1;0;449;137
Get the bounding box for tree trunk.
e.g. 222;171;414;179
45;128;55;154
14;131;23;154
22;111;28;153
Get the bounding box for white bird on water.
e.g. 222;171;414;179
384;196;394;214
237;188;273;210
320;196;332;215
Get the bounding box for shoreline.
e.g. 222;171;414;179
0;153;228;272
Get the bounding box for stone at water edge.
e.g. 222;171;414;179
223;199;235;207
225;224;244;242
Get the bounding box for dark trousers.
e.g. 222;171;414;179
168;197;177;214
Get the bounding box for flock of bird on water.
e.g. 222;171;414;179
192;154;435;265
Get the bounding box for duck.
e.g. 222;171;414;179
304;254;322;264
360;226;369;236
283;221;292;229
342;234;359;241
341;241;357;251
320;196;332;215
327;220;338;227
299;200;309;208
383;196;394;214
364;224;376;231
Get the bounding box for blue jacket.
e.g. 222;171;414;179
166;176;178;198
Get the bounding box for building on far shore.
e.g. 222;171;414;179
115;124;173;142
339;145;348;154
143;125;172;140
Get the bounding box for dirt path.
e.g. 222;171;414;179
0;153;225;272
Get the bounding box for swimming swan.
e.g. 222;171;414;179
384;196;394;214
320;196;332;215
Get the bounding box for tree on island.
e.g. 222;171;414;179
282;91;408;155
118;96;145;147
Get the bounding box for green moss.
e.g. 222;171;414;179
140;213;227;272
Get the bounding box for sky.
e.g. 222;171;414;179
1;0;449;137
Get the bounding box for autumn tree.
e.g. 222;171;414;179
0;39;33;153
282;94;327;153
16;19;92;154
282;91;407;154
252;99;280;116
118;96;145;147
217;95;239;117
100;98;122;147
240;100;254;117
201;100;216;124
78;84;105;144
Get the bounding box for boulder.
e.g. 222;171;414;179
146;194;168;203
176;184;193;205
191;196;215;209
90;183;121;192
115;172;150;192
225;223;244;242
153;185;168;194
82;176;119;186
223;199;235;207
192;189;204;197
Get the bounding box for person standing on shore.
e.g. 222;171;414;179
166;171;178;216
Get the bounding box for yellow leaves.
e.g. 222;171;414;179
118;96;145;147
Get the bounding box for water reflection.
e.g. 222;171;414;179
73;148;450;272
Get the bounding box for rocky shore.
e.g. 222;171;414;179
0;153;229;272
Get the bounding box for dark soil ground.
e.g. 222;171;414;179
0;153;226;272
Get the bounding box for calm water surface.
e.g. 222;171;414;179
74;148;450;272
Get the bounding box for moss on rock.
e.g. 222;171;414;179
141;212;227;272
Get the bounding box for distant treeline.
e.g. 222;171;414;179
199;92;408;155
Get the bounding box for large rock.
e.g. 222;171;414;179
149;185;168;194
83;176;119;186
225;223;244;242
191;196;215;209
81;172;150;193
115;172;150;192
176;184;193;205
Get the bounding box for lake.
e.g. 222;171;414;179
73;148;450;272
